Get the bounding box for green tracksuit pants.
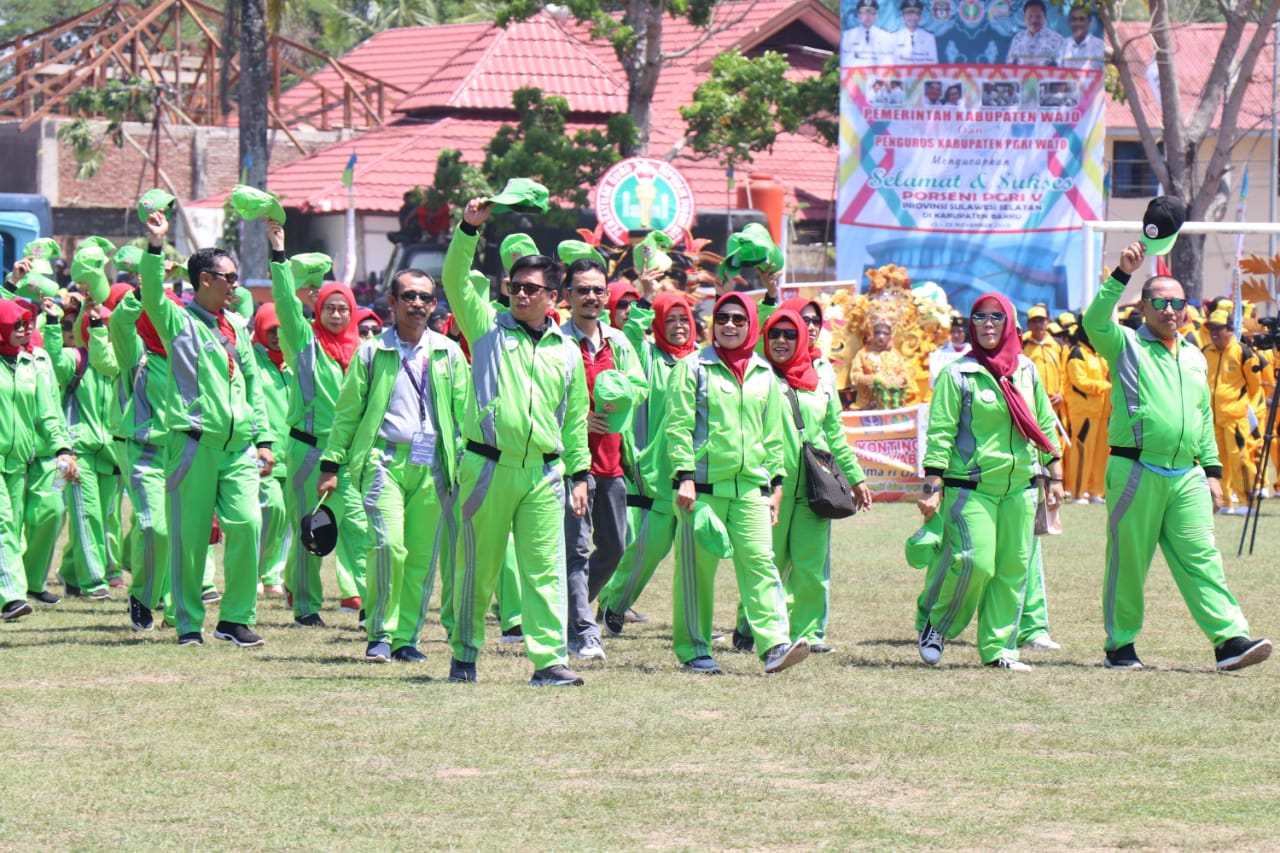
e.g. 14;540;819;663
452;451;569;670
484;533;523;632
23;456;65;594
59;450;117;595
773;488;835;646
166;435;262;634
259;474;288;587
1017;537;1051;646
106;475;124;583
287;439;367;618
1102;457;1249;650
673;492;790;665
598;503;677;617
916;486;1035;664
362;444;447;651
0;469;28;605
121;441;169;611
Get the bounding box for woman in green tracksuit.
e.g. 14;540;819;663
916;292;1063;671
0;299;78;620
597;290;696;632
762;308;872;652
266;221;368;626
251;303;291;598
666;293;809;676
21;301;69;605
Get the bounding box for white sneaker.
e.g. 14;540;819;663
1021;635;1061;651
918;623;944;665
1089;496;1106;505
1217;506;1235;516
571;636;607;661
986;657;1032;672
1073;498;1090;505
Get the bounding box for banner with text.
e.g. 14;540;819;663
842;405;925;502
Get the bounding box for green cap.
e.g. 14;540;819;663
690;503;734;559
635;231;674;275
70;244;111;303
113;245;144;273
81;236;117;256
904;513;944;570
557;239;606;268
137;188;176;224
289;252;333;290
487;178;549;215
231;184;287;224
16;272;59;299
591;369;634;434
724;222;783;274
499;233;540;273
23;238;61;275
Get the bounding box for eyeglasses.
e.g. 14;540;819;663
397;290;436;304
322;304;351;315
666;313;691;326
358;324;381;338
971;311;1006;324
1147;297;1187;310
12;320;31;332
800;314;822;327
615;300;634;312
509;281;550;296
768;328;799;341
572;286;607;297
207;270;238;285
714;312;749;327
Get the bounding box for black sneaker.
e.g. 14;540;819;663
178;631;203;646
682;655;722;675
1;600;33;621
364;641;391;663
1103;643;1143;670
63;583;81;597
28;590;61;606
201;589;222;604
87;587;113;601
598;607;626;637
763;640;810;674
129;596;154;631
213;621;264;648
500;624;524;645
732;628;755;653
391;645;428;663
1215;636;1273;672
448;658;477;682
530;664;585;686
292;612;325;628
809;643;837;655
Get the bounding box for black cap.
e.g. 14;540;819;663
857;0;879;10
901;0;923;11
1141;195;1186;256
300;504;338;557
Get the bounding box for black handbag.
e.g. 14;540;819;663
784;385;856;519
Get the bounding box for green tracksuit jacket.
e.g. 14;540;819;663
106;293;172;445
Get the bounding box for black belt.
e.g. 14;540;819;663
943;477;1037;491
1110;446;1141;461
113;436;128;443
626;494;655;510
465;440;558;465
184;429;203;443
693;483;769;497
290;427;319;447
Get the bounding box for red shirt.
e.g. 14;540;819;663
578;334;624;478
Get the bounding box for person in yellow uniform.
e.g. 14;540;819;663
1065;326;1110;503
1022;304;1066;438
1202;309;1265;514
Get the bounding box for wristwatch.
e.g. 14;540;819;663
922;483;939;495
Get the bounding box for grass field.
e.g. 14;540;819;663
2;500;1279;850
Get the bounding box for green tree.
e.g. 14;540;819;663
55;78;159;180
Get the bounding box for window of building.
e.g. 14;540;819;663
1111;140;1159;198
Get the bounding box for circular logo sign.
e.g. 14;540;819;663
594;157;696;245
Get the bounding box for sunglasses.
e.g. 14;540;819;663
509;281;550;296
12;320;31;332
971;311;1006;324
1147;297;1187;310
397;290;436;304
358;324;381;338
714;312;749;327
615;300;634;312
768;328;799;341
572;286;607;297
800;314;822;327
207;270;239;285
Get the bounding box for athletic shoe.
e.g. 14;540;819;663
1089;496;1106;505
339;596;362;614
1;600;34;621
711;631;727;644
809;643;837;654
87;587;113;601
28;590;61;606
1020;635;1061;652
763;640;810;674
292;612;325;628
129;596;154;632
571;636;607;661
985;657;1032;672
1073;497;1090;505
261;584;286;597
108;576;128;588
1103;643;1143;670
201;589;222;604
599;607;626;637
918;622;944;665
530;664;585;686
448;658;478;682
682;655;722;674
358;609;366;631
624;608;650;623
500;625;524;644
1215;636;1273;672
213;621;264;648
732;628;755;653
63;583;81;597
177;631;203;646
391;645;428;663
364;641;391;663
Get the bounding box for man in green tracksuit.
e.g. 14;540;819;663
140;210;275;648
443;198;591;687
318;268;468;662
1084;240;1271;672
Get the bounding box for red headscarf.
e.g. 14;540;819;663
138;290;185;357
607;281;641;318
762;308;820;391
0;299;29;357
13;298;40;352
354;307;381;329
253;303;285;370
652;292;697;359
780;296;824;362
712;293;758;385
311;282;359;370
104;283;133;311
79;303;114;347
967;292;1055;455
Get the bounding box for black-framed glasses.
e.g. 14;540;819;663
800;314;822;327
615;300;634;313
1148;297;1186;311
397;290;436;304
714;312;749;326
971;311;1006;324
358;324;382;338
207;270;238;285
509;281;550;296
768;328;799;341
572;286;607;297
12;319;31;332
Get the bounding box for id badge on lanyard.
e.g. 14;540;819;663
404;355;436;466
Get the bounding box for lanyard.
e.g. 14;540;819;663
401;355;430;425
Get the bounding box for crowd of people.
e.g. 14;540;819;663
0;190;1272;681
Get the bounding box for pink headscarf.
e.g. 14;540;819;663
968;292;1055;455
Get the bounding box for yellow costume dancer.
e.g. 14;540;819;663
1202;310;1264;511
1065;330;1110;502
